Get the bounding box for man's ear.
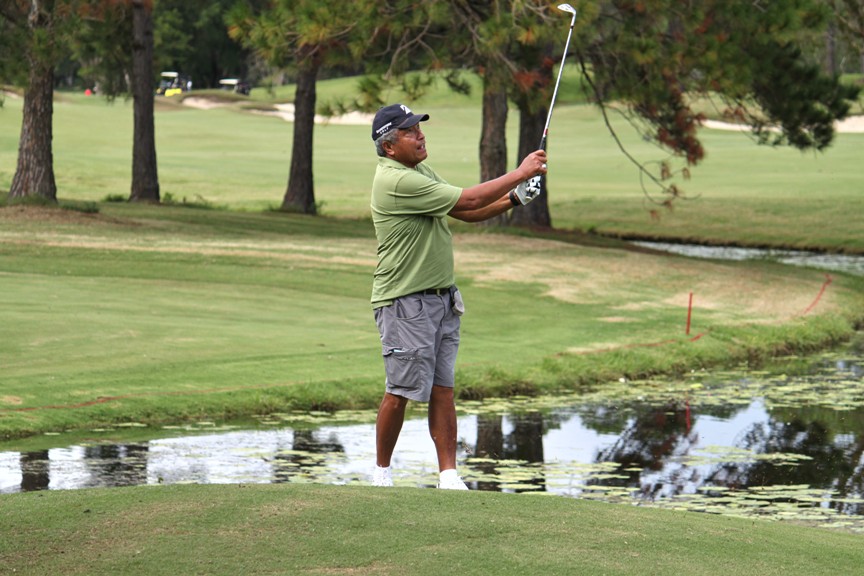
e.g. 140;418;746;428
381;140;395;159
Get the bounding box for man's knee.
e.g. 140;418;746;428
430;385;454;402
381;392;410;409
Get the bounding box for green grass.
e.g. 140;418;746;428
1;203;862;443
2;483;863;576
2;76;864;576
3;77;861;251
1;80;863;442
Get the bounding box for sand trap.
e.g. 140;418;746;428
254;103;373;126
182;97;373;125
181;97;229;110
181;94;864;131
704;115;864;133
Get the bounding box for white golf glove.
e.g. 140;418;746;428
513;175;542;205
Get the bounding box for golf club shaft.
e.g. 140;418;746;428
539;9;577;151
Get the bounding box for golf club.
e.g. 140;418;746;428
514;4;577;204
540;3;577;151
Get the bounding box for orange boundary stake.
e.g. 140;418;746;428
800;274;833;316
570;271;834;358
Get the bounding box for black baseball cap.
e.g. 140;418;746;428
371;104;429;141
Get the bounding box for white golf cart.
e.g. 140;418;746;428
219;78;251;96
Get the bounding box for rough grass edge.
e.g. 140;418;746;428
2;309;862;445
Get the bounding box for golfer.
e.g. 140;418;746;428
370;103;547;489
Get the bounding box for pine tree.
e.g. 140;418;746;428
227;0;371;214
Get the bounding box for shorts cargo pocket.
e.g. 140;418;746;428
382;345;429;393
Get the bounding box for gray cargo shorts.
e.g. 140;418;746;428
373;287;462;402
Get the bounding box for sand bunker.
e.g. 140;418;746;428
181;95;864;131
704;116;864;133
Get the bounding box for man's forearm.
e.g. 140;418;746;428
449;193;516;223
451;171;526;213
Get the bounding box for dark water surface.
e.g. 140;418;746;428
3;342;863;533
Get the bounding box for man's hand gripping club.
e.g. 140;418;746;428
512;150;548;206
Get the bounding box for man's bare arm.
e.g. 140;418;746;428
449;194;515;223
448;150;547;214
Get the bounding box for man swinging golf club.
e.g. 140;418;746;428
369;103;547;489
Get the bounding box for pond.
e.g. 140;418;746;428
2;341;863;533
632;241;864;277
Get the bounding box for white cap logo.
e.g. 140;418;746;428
400;105;412;115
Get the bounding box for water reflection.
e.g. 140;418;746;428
1;347;863;532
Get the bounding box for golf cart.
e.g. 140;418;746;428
219;78;251;96
157;71;191;97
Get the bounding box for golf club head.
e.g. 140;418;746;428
558;3;577;25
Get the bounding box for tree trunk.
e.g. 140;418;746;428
130;0;159;202
282;60;319;214
510;105;551;228
9;12;57;202
477;77;509;227
825;19;838;77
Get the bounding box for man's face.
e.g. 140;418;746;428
385;124;427;168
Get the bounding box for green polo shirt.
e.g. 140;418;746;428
370;157;463;308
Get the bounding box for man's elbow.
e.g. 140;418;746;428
448;209;481;223
453;188;490;212
452;196;481;212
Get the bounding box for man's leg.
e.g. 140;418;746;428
428;384;457;472
376;392;409;468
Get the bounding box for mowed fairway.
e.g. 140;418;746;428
0;201;862;442
1;81;862;250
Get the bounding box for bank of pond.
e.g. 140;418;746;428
3;339;863;534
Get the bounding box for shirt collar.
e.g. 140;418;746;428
378;156;419;171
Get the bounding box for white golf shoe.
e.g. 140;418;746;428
437;469;468;490
372;465;393;487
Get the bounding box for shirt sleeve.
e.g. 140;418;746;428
387;168;462;218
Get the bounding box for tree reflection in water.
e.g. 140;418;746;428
19;450;49;492
474;413;547;492
272;429;345;483
465;397;864;521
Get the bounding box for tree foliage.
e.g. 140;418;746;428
832;0;864;70
227;0;363;213
2;0;859;221
369;1;564;227
152;0;251;88
577;0;860;206
1;1;160;203
227;0;437;214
